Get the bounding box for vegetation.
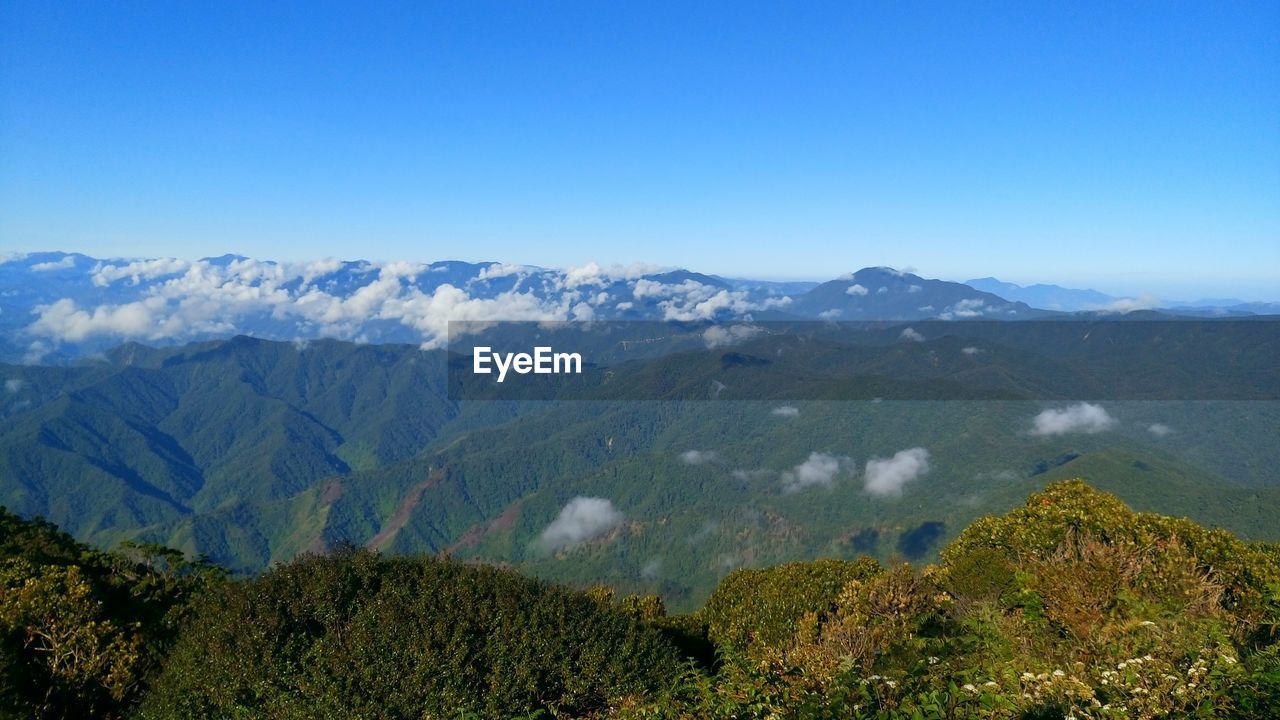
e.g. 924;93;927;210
0;508;222;719
2;480;1277;718
4;337;1280;614
702;557;882;653
137;547;684;719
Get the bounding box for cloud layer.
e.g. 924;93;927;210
13;256;799;360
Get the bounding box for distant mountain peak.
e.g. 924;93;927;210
965;277;1115;312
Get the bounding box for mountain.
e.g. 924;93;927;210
964;277;1116;311
789;267;1050;320
3;333;1278;608
0;253;800;363
11;252;1280;365
1161;301;1280;317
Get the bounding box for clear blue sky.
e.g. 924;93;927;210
2;2;1277;298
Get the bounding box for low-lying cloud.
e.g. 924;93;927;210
31;256;77;272
1147;423;1174;437
771;405;799;418
702;324;762;349
1030;402;1117;436
864;447;930;497
17;255;798;359
1095;294;1161;314
538;497;623;553
780;452;849;494
679;450;720;465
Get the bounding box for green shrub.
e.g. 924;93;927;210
941;480;1280;631
138;547;685;719
0;508;220;719
702;557;882;655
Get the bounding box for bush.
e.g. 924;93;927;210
138;547;685;719
702;557;882;655
0;509;219;719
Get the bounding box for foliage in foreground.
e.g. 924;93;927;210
0;509;222;719
3;480;1279;719
137;547;686;719
614;480;1280;719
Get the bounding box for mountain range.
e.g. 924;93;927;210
4;252;1277;364
3;330;1277;608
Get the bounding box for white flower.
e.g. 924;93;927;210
962;684;978;693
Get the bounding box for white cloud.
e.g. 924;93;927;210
1030;403;1116;436
702;324;762;348
900;327;925;342
962;346;982;356
818;308;843;319
92;257;191;286
846;283;869;296
21;340;52;365
4;379;23;393
22;255;793;351
538;497;623;552
1147;423;1174;437
771;405;799;418
561;261;661;288
29;298;165;342
781;452;849;494
679;450;720;465
31;256;76;272
655;287;789;322
864;447;930;497
940;298;986;319
1094;294;1161;314
907;284;923;293
475;262;531;280
876;286;888;294
640;558;662;580
291;258;344;283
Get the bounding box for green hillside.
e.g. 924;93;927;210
2;336;1278;607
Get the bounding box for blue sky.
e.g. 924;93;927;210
2;2;1277;298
